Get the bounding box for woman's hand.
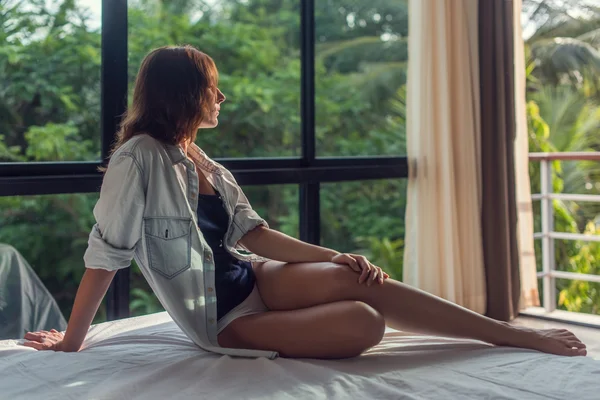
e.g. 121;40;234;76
330;253;390;286
22;329;67;352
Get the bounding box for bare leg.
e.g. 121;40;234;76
252;261;587;357
218;300;385;358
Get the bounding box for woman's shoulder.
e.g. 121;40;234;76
113;133;175;164
114;133;162;156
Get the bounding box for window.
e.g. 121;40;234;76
534;237;600;317
0;1;102;162
243;184;299;237
0;1;408;322
555;278;600;316
315;2;408;156
0;193;107;323
531;158;600;316
127;0;301;158
320;179;407;280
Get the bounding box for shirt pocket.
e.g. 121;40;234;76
144;217;192;279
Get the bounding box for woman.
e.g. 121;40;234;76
23;46;586;359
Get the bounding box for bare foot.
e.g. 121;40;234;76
502;325;587;357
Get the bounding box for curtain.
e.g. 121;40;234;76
513;0;541;309
479;0;522;321
403;0;487;314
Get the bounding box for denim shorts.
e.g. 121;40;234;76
217;284;269;334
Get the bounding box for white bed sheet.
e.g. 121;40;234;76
1;311;598;400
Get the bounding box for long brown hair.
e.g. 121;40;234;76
104;45;218;163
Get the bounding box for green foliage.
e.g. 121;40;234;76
0;0;409;321
130;288;164;316
526;83;600;315
0;192;102;322
2;0;598;323
523;2;600;316
24;123;95;161
355;236;404;281
525;1;600;89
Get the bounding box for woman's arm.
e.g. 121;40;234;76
223;165;386;283
61;268;116;351
24;153;145;352
23;268;116;352
240;225;339;263
240;226;389;285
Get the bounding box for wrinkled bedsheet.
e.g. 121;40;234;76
1;311;598;400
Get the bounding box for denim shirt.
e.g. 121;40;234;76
83;134;278;359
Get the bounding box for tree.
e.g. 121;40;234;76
527;98;600;315
523;0;600;315
525;0;600;87
0;0;409;319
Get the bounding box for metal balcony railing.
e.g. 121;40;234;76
529;152;600;313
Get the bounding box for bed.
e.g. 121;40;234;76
1;311;598;400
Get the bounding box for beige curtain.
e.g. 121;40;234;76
403;0;487;314
513;0;540;309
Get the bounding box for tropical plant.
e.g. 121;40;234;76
523;0;600;315
0;0;409;320
355;236;404;281
525;0;600;87
527;92;600;315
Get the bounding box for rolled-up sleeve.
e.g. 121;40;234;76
83;154;145;271
223;171;269;248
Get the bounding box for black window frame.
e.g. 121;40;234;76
0;0;408;320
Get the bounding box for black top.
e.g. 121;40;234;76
196;188;256;321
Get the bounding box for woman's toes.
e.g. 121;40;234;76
561;346;580;356
564;342;587;356
567;340;586;349
570;347;587;356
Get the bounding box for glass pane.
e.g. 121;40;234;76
535;238;600;315
552;200;600;235
315;2;409;156
556;278;600;316
530;160;600;197
553;239;600;275
131;261;164;317
532;199;542;233
557;161;600;195
534;238;542;273
131;184;299;317
537;277;544;306
0;193;106;337
127;1;300;158
243;184;299;238
320;179;407;280
0;1;102;162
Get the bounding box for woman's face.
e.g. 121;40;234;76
199;87;226;129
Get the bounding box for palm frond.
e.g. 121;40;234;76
530;38;600;84
526;0;600;42
316;36;407;60
338;61;407;89
532;18;600;41
577;27;600;47
528;85;600;152
526;0;552;24
336;61;407;110
527;7;574;42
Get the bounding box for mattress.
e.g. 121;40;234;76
1;311;598;400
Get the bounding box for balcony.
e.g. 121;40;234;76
522;152;600;327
